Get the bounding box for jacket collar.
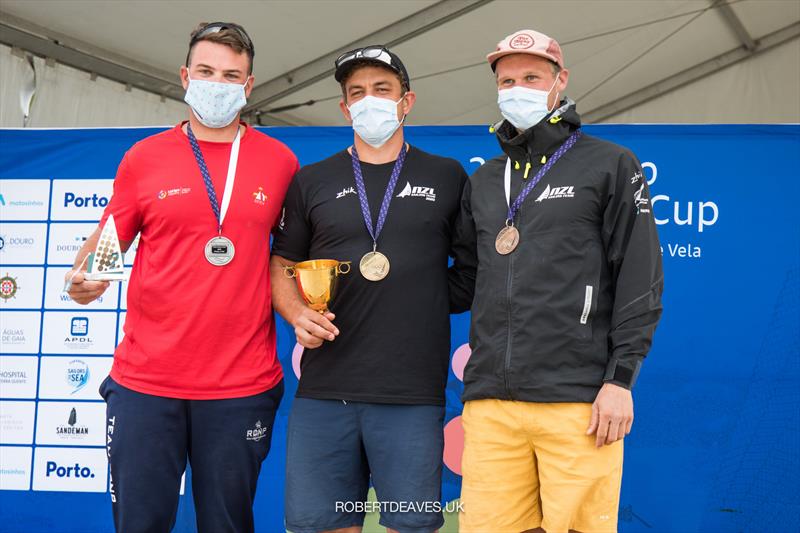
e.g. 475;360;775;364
493;98;582;168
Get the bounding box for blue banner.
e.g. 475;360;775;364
0;124;798;533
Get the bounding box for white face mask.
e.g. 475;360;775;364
497;76;559;131
347;95;406;148
184;75;248;129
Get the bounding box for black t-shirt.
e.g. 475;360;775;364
272;145;468;405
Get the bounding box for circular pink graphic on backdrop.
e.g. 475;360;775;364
443;416;464;476
292;343;304;379
451;343;472;382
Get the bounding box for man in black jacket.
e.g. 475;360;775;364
456;29;664;533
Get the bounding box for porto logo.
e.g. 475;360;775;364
0;273;19;301
246;420;269;442
70;317;89;336
56;407;89;437
45;461;96;479
66;359;90;393
396;182;436;202
63;192;109;208
535;184;575;202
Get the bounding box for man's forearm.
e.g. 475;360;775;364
269;255;307;326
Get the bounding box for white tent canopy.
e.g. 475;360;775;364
1;0;798;128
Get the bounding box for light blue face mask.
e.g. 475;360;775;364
348;95;406;148
184;76;248;128
497;76;559;131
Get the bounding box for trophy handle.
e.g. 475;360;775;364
337;261;351;275
283;266;297;278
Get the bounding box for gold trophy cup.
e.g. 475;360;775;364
284;259;351;313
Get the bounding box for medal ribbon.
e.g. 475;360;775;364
350;144;407;246
504;130;581;223
187;123;241;234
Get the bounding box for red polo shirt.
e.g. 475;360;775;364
100;122;298;399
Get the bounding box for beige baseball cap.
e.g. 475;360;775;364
487;29;564;71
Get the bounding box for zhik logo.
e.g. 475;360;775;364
535;184;575;202
336;187;356;199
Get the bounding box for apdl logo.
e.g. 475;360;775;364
70;317;89;336
66;359;90;393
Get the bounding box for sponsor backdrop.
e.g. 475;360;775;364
0;124;798;533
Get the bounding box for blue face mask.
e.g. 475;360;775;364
348;95;406;148
184;76;248;128
497;76;559;131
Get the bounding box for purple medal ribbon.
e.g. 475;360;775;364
507;130;582;223
187;124;222;231
350;144;408;245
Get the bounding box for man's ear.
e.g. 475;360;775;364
339;99;352;123
244;75;255;98
180;65;190;91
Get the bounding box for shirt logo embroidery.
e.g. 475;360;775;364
253;187;268;205
535;184;574;202
336;187;356;199
396;181;436;202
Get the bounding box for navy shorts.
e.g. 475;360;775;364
285;398;445;533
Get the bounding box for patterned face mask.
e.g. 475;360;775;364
184;76;248;128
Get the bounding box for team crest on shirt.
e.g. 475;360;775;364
396;181;436;202
246;420;269;442
253;187;268;205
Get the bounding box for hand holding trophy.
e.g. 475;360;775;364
283;259;351;314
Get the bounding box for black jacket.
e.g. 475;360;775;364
451;100;664;403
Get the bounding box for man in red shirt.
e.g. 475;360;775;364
65;22;298;533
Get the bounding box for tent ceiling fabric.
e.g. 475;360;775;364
1;0;798;126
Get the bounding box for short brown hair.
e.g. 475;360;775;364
339;60;408;101
186;22;254;74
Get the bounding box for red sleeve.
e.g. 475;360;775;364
99;151;142;242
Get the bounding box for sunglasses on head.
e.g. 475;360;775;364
186;22;255;66
335;45;393;71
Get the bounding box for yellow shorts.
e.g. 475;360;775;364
459;399;623;533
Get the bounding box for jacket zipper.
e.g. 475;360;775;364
504;251;514;400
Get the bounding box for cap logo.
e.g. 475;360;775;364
509;33;534;49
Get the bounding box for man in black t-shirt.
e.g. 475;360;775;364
270;46;474;533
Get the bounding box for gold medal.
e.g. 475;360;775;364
495;225;520;255
359;251;390;281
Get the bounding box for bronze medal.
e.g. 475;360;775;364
495;225;520;255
